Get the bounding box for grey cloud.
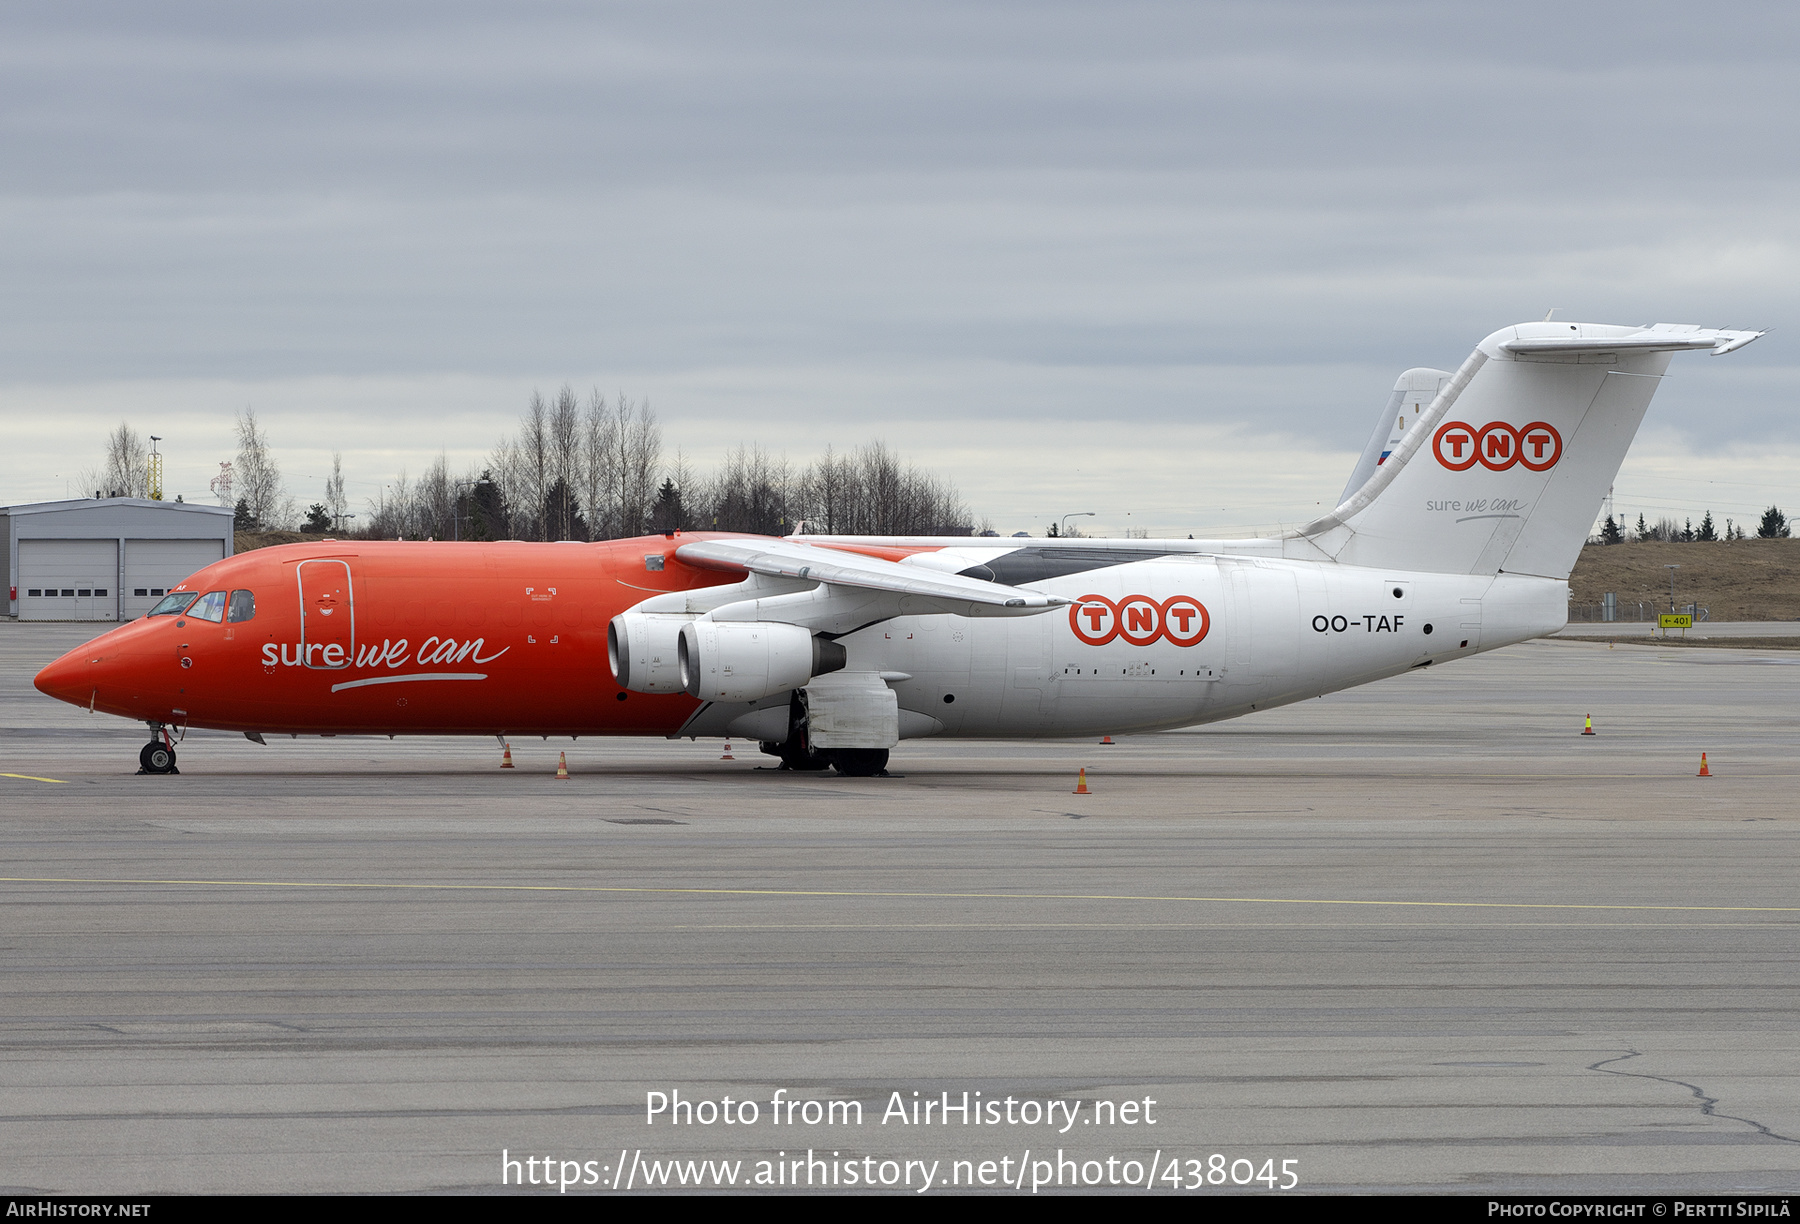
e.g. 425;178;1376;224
0;0;1793;474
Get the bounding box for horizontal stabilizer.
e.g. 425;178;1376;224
1499;324;1764;357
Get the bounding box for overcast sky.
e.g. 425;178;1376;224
2;1;1795;535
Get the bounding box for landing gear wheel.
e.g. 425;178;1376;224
761;724;833;771
829;748;889;777
138;741;178;775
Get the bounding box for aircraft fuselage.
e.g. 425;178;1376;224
33;534;1566;741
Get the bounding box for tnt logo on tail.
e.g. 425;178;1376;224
1432;421;1562;472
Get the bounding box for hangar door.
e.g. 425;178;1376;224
122;539;227;619
18;539;118;621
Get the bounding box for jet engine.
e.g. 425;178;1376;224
608;612;692;693
678;620;846;702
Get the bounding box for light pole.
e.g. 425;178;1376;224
1665;564;1680;612
1062;511;1095;538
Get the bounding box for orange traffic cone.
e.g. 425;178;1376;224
501;742;514;768
721;740;735;760
1581;715;1595;736
556;751;569;780
1099;735;1114;745
1073;768;1090;795
1697;752;1712;778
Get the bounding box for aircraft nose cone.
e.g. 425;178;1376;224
35;646;99;705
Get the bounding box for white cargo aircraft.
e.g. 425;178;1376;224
37;319;1763;776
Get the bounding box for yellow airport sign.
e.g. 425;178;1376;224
1659;614;1693;630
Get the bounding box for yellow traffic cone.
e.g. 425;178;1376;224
556;751;569;780
1581;714;1595;736
1073;768;1090;795
1697;752;1712;778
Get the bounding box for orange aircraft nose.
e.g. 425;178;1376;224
34;646;96;706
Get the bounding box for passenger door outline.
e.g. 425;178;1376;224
297;559;355;669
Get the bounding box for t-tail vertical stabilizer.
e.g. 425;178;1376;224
1294;322;1763;580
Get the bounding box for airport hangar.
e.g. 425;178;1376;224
2;497;235;623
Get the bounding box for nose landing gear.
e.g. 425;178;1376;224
137;725;180;775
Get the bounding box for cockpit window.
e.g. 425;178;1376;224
189;591;227;623
148;592;199;617
227;589;256;623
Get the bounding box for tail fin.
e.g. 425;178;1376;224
1296;322;1763;580
1339;367;1455;506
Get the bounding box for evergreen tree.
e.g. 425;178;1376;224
650;478;688;533
1601;514;1623;545
303;503;332;533
541;478;588;541
1635;512;1649;542
1696;510;1716;542
233;497;257;531
1759;506;1790;539
464;471;505;541
1681;517;1694;542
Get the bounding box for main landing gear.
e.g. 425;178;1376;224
757;695;891;777
762;725;833;772
825;748;889;778
759;735;891;777
138;725;179;775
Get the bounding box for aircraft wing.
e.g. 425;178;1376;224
673;537;1065;631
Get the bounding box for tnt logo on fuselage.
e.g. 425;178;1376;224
1070;594;1209;647
1432;421;1562;472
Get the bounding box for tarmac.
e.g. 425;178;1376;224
1557;620;1800;638
4;620;1800;1195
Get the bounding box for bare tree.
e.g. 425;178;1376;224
417;453;454;540
805;445;850;534
546;386;583;540
97;423;149;498
516;392;551;540
700;443;794;535
367;470;413;539
789;441;969;536
580;389;621;538
235;408;290;529
325;452;348;529
617;395;661;537
432;390;968;546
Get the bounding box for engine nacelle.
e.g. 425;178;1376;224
678;620;846;702
608;613;692;693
